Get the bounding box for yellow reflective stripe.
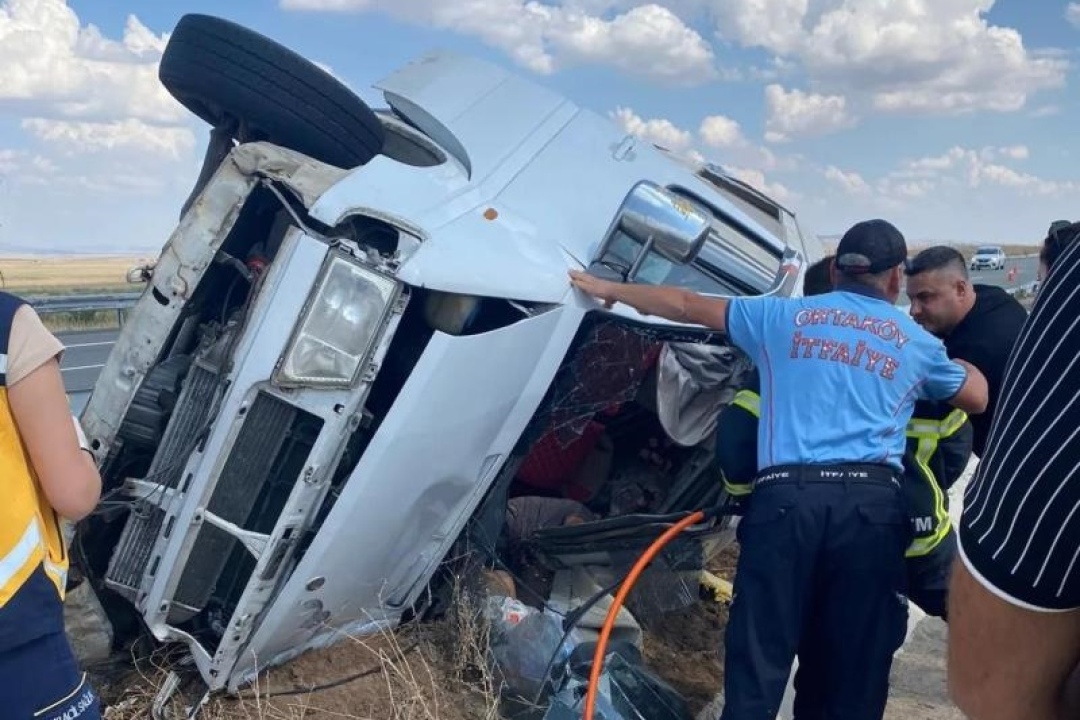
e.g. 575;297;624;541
732;390;760;418
906;410;969;439
43;560;68;599
905;415;941;437
720;468;753;497
723;479;754;497
723;390;758;496
905;435;951;558
939;409;968;438
0;520;43;590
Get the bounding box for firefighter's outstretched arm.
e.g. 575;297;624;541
568;270;729;331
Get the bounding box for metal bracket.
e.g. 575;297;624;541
200;510;270;559
124;478;179;507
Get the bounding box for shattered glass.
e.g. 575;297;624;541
584;540;705;624
543;646;695;720
523;314;735;456
526;318;662;450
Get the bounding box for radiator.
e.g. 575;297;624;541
105;363;220;600
169;392;299;622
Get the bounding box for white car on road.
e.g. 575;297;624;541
970;245;1007;271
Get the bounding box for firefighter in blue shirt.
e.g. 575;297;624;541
569;220;989;720
718;255;973;620
717;253;973;718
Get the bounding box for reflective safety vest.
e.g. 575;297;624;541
720;389;760;499
0;292;68;608
903;407;967;557
719;388;967;558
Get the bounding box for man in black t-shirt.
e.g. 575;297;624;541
904;246;1027;457
948;232;1080;720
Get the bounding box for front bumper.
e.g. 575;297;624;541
102;230;410;687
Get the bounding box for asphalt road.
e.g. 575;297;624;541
60;328;120;415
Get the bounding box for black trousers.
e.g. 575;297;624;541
905;528;957;621
720;465;911;720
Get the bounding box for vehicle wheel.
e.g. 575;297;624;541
158;14;385;168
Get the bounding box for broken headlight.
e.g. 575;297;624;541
275;253;398;388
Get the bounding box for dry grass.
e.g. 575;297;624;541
1;255;151;296
100;577;503;720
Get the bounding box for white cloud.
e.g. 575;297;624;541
0;148;22;173
699;114;744;148
979;144;1029;161
708;0;1067;115
611;106;695;152
1067;3;1080;28
22;118;196;159
0;0;185;123
281;0;718;85
885;179;934;199
0;0;199;223
0;148;59;179
722;166;793;202
764;84;852;142
824;165;871;195
610;107;793;201
888;145;1074;197
969;162;1071;195
1001;145;1029;160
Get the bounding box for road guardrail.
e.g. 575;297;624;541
28;292;142;327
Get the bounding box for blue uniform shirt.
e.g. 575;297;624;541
725;283;967;472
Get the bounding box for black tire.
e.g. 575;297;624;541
159;14;384;168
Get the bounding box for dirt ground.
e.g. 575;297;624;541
97;546;742;720
639;546;737;715
91;532;982;720
95;539;972;720
102;626;492;720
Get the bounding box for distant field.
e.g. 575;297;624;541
0;255;151;296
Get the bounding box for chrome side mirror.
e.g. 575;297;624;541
594;182;712;280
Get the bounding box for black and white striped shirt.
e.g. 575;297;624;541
958;237;1080;611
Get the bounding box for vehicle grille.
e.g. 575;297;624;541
168;392;313;624
105;363;220;601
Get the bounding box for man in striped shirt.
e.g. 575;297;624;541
948;226;1080;720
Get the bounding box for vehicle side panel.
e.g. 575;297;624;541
230;303;586;689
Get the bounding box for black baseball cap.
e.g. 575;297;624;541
834;219;908;274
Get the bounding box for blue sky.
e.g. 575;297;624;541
0;0;1077;254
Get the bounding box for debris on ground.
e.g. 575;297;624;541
94;545;741;719
544;643;694;720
